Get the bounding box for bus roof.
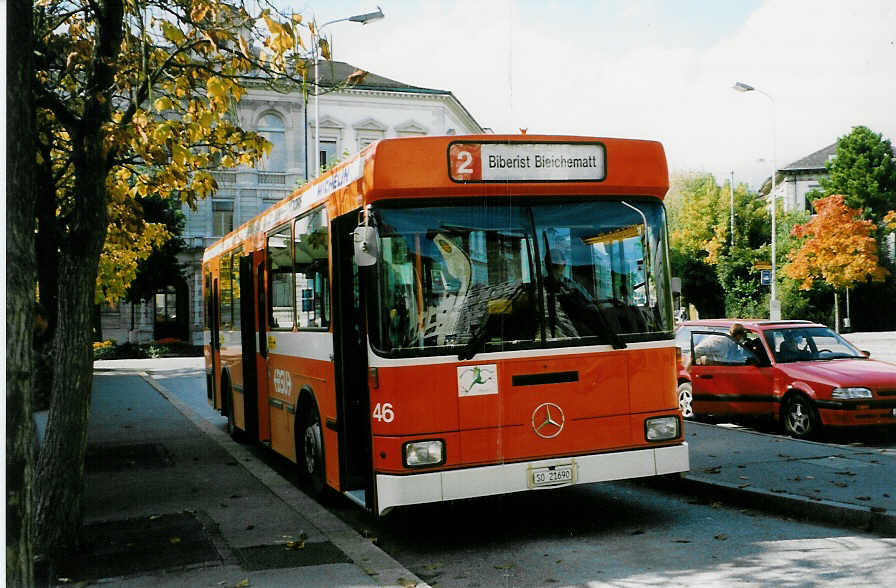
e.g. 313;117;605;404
203;134;669;263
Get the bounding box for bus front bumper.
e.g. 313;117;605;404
375;442;689;515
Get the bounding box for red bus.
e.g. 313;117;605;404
203;135;689;515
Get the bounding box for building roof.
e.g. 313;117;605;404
314;60;482;132
779;142;837;173
316;60;447;94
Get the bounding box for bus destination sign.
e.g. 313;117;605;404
449;142;606;183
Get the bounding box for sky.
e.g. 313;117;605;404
279;0;896;190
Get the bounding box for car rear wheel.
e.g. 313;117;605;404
782;394;820;439
677;382;694;418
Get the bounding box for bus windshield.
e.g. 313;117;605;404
368;199;673;357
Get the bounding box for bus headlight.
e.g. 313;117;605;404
831;387;872;399
645;416;679;441
403;439;445;468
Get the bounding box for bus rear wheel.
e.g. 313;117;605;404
300;404;326;498
222;378;243;442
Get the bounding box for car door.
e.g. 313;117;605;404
688;330;772;417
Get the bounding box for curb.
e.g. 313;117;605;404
676;474;896;536
138;372;429;588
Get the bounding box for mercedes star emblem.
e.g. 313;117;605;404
531;402;565;439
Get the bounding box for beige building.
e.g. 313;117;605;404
102;62;484;345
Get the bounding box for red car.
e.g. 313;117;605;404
674;319;896;439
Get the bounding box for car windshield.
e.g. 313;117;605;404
764;326;864;363
367;199;673;357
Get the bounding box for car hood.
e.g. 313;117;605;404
780;358;896;390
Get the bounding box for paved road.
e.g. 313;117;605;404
82;345;895;586
843;331;896;364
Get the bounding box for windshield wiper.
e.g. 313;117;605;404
458;282;529;361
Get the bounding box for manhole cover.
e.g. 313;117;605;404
85;443;172;472
55;512;219;582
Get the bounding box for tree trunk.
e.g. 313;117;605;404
33;246;105;558
34;153;110;557
6;0;37;583
33;0;125;559
34;151;60;411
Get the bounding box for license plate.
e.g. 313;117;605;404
530;463;575;488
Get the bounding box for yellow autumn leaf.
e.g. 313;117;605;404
171;143;189;167
318;38;331;60
162;21;186;45
191;3;209;22
207;76;227;99
153;97;173;113
238;35;251;59
262;11;285;36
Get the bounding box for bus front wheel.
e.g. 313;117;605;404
300;404;326;498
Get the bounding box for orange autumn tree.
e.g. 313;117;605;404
783;194;889;327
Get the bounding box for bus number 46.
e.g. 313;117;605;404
373;402;395;423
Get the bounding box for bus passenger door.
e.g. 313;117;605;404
239;254;259;441
209;277;221;408
332;214;372;507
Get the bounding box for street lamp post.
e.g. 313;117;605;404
312;6;385;179
733;81;780;320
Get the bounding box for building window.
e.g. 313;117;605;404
155;286;177;323
258;112;286;172
213;200;234;236
319;139;338;170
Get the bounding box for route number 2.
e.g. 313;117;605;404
373;402;395;423
455;150;473;175
449;143;481;181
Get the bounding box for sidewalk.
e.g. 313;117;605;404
680;421;896;535
50;360;427;587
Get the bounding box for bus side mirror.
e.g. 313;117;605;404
353;225;379;267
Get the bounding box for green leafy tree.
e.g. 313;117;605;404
809;126;896;224
669;172;771;317
28;0;342;564
669;172;728;262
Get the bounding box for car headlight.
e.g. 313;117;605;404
831;387;872;400
645;416;680;441
403;439;445;467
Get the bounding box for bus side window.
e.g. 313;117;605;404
267;225;295;330
294;208;330;329
232;248;241;329
220;252;233;330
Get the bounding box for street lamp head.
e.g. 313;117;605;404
349;6;385;25
732;81;755;93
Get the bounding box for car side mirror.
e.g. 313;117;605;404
353;225;379;267
861;350;871;358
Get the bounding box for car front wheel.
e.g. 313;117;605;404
782;394;820;440
677;382;694;419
